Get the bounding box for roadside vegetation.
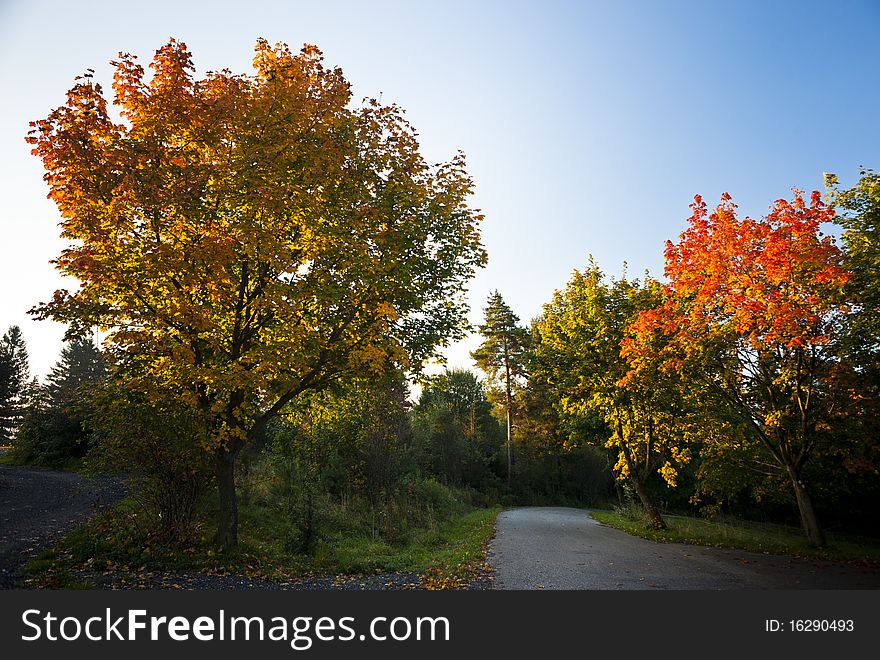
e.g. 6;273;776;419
24;496;500;589
593;509;880;564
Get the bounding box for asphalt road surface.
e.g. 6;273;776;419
0;465;123;588
488;507;880;589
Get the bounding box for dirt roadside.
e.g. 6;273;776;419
0;464;124;588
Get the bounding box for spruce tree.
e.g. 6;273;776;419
14;336;105;464
0;326;31;443
45;336;106;406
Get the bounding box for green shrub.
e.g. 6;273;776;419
86;386;213;543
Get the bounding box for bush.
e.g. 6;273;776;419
237;426;478;554
86;386;213;543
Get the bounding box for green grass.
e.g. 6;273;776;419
0;450;84;471
237;501;501;581
592;509;880;564
22;498;501;589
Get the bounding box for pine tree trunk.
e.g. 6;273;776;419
504;338;512;486
505;401;512;485
786;465;825;547
215;446;240;548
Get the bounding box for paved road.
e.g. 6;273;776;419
488;507;880;590
0;465;123;588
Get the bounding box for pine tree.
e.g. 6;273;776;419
45;336;106;407
14;336;105;464
0;326;31;443
471;291;529;484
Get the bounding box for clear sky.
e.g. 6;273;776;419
1;0;878;380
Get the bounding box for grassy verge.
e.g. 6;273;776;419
22;500;501;589
592;510;880;564
0;450;84;471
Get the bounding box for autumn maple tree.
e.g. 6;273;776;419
538;263;692;529
625;191;849;546
27;39;486;547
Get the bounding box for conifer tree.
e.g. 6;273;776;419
471;291;529;483
14;336;105;464
45;336;106;406
0;326;31;443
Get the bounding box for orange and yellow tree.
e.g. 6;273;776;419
26;39;486;547
625;191;849;546
538;263;693;530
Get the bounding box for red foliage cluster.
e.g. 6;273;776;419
624;189;848;368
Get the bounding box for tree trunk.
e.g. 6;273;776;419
504;338;512;486
215;445;240;548
617;418;666;530
629;474;667;530
505;399;512;485
786;465;825;547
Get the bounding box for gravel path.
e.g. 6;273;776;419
65;570;432;591
0;465;125;588
488;507;880;590
71;567;494;591
48;557;494;591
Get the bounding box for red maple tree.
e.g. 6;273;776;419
624;190;849;546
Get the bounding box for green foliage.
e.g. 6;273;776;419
86;386;213;542
692;406;880;535
691;423;793;516
236;370;495;554
407;367;614;507
537;260;687;528
13;336;105;467
411;369;504;490
471;291;530;482
509;318;616;506
514;320;564;446
821;169;880;536
13;405;80;469
471;291;530;397
509;443;612;507
829;169;880;362
45;336;105;403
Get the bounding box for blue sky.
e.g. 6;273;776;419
1;0;878;379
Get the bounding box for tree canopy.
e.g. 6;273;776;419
471;291;529;483
14;336;106;467
27;38;486;546
538;263;687;529
828;170;880;367
625;191;850;546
